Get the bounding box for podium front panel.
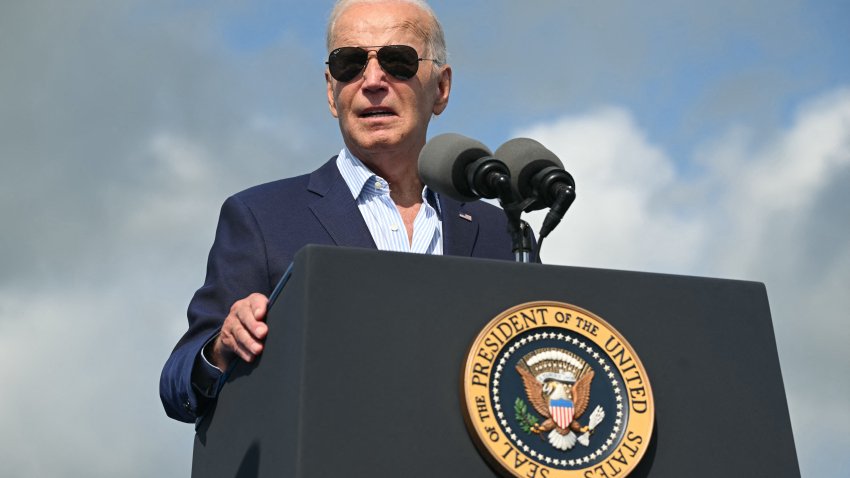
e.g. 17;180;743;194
193;245;798;477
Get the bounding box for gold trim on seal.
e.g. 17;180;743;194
461;301;654;478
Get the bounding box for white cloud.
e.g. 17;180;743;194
515;87;850;477
690;88;850;277
517;106;707;273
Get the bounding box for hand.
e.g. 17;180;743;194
209;293;269;371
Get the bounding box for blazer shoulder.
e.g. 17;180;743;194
232;174;311;206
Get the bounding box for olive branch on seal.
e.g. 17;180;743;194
514;397;540;433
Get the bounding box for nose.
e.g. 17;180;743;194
361;51;387;88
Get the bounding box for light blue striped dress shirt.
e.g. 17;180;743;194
336;148;443;255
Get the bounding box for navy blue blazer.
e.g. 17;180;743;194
160;158;515;422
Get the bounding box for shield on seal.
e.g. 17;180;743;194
549;398;574;429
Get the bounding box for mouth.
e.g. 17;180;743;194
359;107;396;119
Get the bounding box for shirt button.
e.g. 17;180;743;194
375;181;383;189
390;224;399;231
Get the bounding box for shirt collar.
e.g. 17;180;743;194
335;147;442;215
336;148;375;200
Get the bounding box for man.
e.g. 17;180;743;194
160;0;515;423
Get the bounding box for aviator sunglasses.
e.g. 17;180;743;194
326;45;438;82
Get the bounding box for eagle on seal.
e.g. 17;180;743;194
516;349;596;451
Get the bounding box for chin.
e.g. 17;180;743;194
352;133;404;152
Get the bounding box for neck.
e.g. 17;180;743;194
353;146;424;208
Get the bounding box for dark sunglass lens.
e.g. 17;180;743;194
378;45;420;80
328;47;368;82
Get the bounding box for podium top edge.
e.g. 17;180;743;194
292;244;767;289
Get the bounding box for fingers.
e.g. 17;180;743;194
229;293;269;360
211;293;270;368
240;292;269;340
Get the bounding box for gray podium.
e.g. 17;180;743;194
192;245;799;477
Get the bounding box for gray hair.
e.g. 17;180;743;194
326;0;447;65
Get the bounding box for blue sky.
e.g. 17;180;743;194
1;1;848;476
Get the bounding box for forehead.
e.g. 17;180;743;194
331;2;430;48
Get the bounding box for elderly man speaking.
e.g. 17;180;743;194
161;0;515;423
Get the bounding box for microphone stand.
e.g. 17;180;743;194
511;220;534;263
494;177;535;263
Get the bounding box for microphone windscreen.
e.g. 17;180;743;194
494;138;563;206
419;133;493;201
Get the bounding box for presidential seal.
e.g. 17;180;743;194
461;302;654;478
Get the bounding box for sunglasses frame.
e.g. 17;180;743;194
326;44;439;82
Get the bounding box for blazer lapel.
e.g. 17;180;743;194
307;158;376;249
440;196;478;257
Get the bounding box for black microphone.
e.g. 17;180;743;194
494;138;574;211
494;138;576;238
418;133;512;202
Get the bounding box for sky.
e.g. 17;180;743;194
1;0;848;476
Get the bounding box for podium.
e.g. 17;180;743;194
192;245;799;477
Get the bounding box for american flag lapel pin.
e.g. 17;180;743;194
459;212;473;222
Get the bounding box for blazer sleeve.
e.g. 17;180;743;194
159;194;273;422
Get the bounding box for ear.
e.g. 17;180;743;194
326;71;339;118
431;65;452;116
